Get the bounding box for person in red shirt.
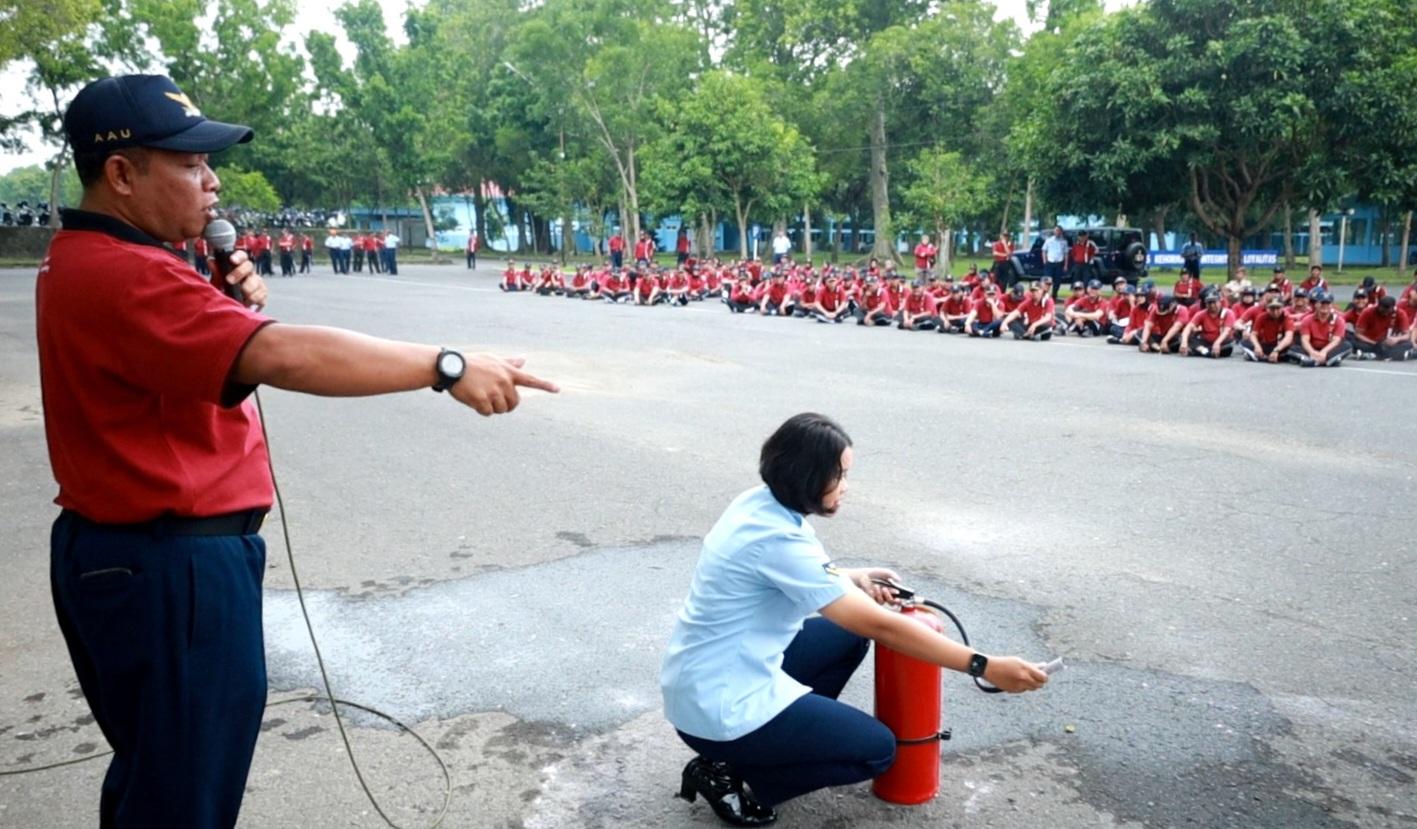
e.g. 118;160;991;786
255;228;273;275
41;74;559;828
1288;291;1349;366
534;265;562;296
1241;298;1296;363
1299;264;1328;295
1104;278;1133;341
757;273;790;315
601;268;632;303
991;232;1014;270
299;232;313;273
810;275;850;323
608;230;625;269
964;285;1004;337
634;230;656;266
1107;286;1147;345
897;282;941;330
1179;291;1235;358
961;263;984;290
1173;270;1203;307
1001;282;1055;340
939;284;972;333
1062;279;1107;336
1268;265;1293;298
1352;296;1414;361
882;273;907;313
192;234;211;276
566;265;592;299
500;260;521;292
675;228;691;265
665;269;692;306
1343;288;1371;332
791;277;818;318
1140;294;1189;353
635;269;664;305
277;229;296;277
466;231;479;269
1067;229;1099;285
853;277;894;326
351;232;367;272
726;274;757;313
999;281;1028;315
1287;288;1312;321
913;234;937;280
687;269;707;300
1403;289;1417;351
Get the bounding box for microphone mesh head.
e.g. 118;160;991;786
204;219;237;250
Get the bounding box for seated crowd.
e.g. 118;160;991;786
499;257;1417;368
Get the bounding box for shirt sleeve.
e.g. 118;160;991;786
756;536;849;614
106;254;272;406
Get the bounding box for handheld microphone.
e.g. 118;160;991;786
202;219;244;301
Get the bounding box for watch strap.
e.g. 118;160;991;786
967;653;989;678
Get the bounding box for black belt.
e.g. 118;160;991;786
64;509;267;537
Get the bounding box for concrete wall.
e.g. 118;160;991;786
0;227;55;261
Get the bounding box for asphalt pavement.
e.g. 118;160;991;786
1;262;1414;828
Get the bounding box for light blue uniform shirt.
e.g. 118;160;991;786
660;485;852;741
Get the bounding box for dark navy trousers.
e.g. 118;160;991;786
678;618;896;807
49;511;268;829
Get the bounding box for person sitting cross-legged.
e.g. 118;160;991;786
1288;291;1352;367
1139;294;1188;354
896;282;941;331
938;284;972;333
964;286;1004;337
853;278;895;327
1240;297;1295;364
1179;290;1235;358
1352;295;1414;361
1001;282;1055;341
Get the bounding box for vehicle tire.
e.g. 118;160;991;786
1124;242;1148;272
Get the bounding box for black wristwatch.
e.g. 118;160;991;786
432;348;466;393
967;653;989;678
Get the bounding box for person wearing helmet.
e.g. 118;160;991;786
1000;280;1028;315
1105;278;1133;340
1289;291;1352;367
1241;297;1296;363
1140;294;1189;353
1106;285;1145;345
1002;281;1056;340
1287;287;1312;320
1343;288;1371;331
1230;285;1261;341
1352;295;1414;361
1062;279;1107;336
1179;290;1236;358
1269;264;1294;298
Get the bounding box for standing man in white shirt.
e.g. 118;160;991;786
382;229;401;275
771;230;791;265
1041;226;1068;296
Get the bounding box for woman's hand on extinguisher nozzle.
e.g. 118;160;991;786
849;568;902;605
982;656;1049;693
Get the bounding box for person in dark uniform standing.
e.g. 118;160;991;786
299;231;312;273
39;74;560;829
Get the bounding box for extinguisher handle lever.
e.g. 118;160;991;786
871;578;915;600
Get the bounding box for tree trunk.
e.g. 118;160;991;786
1152;205;1168;251
940;224;952;277
998;186;1013;237
1021;177;1034;248
1226;234;1243;277
626;142;641;243
735;196;750;260
1380;207;1391;268
803;202;813;262
1308;209;1322;268
868;95;894;261
1399;210;1412;279
47;146;67;227
1282;202;1295;269
415;187;443;263
831;214;841;263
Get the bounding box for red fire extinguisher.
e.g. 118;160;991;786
872;601;949;805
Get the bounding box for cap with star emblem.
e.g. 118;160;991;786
64;75;253;155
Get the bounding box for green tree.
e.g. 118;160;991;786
217;166;281;213
900;147;989;276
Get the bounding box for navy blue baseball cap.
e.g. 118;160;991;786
64;75;253;155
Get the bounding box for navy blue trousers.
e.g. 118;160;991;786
49;512;268;829
678;618;896;807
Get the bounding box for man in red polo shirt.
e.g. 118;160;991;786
1001;282;1055;340
1353;295;1413;361
277;228;295;277
1062;279;1107;336
726;273;757;312
501;259;521;291
1140;294;1189;353
811;274;850;323
897;281;941;330
1173;269;1203;307
1289;291;1351;366
757;272;790;315
913;234;937;280
634;230;656;266
1241;298;1296;363
1107;286;1147;345
991;231;1014;272
299;231;313;273
600;268;632;302
853;277;894;326
1179;291;1235;358
939;284;972;333
965;285;1004;337
39;75;558;829
608;229;625;269
1299;264;1328;295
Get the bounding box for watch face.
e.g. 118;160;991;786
439;352;464;377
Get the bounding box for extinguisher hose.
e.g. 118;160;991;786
872;579;1003;695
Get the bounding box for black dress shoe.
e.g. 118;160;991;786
677;756;777;827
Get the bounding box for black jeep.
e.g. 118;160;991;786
1002;227;1149;288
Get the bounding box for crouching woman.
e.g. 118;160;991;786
660;413;1047;826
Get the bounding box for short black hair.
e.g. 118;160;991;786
759;413;852;516
74;146;149;189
